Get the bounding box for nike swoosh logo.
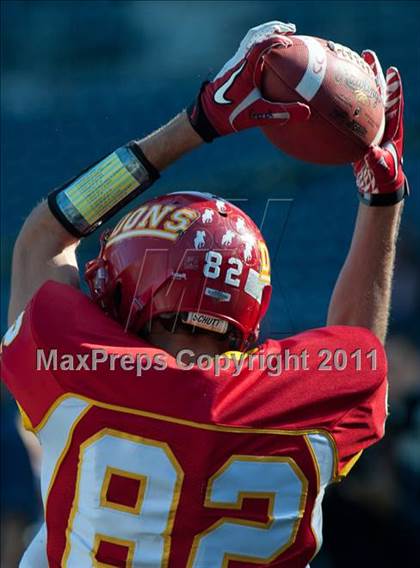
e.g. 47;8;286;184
213;61;247;105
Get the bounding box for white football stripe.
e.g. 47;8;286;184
295;36;327;101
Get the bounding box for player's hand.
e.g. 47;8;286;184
353;50;408;206
187;21;311;142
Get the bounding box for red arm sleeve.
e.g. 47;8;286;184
330;335;388;479
321;327;387;478
1;294;64;430
261;326;388;479
1;280;156;430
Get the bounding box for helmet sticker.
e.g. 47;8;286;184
236;217;246;232
221;230;235;246
244;268;265;304
243;241;253;262
184;312;229;334
258;240;271;283
194;230;206;249
202;209;215;223
242;232;256;262
204;287;232;302
107;204;199;245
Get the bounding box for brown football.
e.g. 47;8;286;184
261;35;385;164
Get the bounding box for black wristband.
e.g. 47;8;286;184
187;82;220;143
358;178;409;207
48;141;160;238
128;142;160;181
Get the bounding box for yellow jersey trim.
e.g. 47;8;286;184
34;392;341;481
17;402;35;433
337;450;363;479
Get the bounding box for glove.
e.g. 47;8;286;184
187;21;311;142
353;50;409;206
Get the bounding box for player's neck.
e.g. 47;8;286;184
147;321;229;359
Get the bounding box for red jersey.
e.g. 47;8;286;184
1;282;387;568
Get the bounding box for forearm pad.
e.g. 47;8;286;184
48;142;159;238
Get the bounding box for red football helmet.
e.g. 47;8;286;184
85;192;272;348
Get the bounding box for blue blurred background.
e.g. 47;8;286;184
1;1;419;566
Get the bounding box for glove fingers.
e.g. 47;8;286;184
353;62;406;202
362;49;386;104
215;21;295;80
365;143;399;186
383;66;403;145
353;146;389;196
242;21;296;49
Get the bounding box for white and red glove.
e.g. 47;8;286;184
354;50;409;206
187;21;311;142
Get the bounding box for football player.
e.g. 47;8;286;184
1;22;408;567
